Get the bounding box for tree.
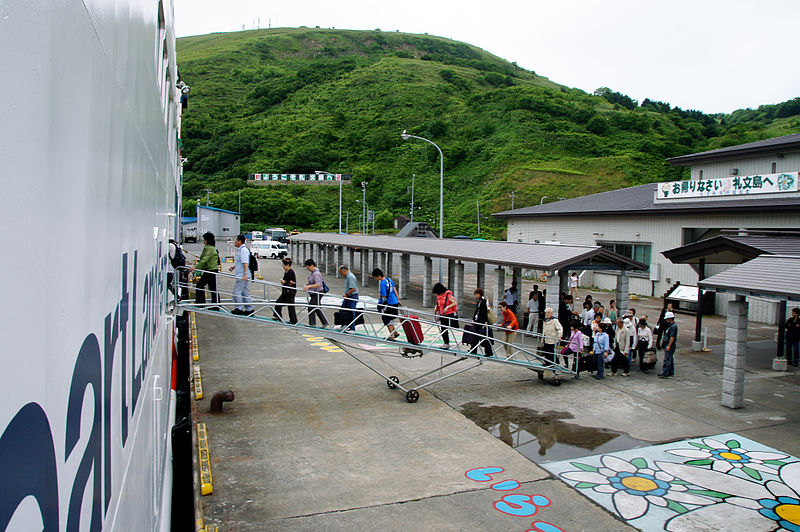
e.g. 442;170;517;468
375;209;394;229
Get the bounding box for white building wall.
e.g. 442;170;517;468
690;151;800;180
508;210;800;324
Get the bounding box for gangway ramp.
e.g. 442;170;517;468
177;269;577;402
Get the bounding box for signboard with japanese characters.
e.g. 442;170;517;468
248;173;352;182
656;172;798;201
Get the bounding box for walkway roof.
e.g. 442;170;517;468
699;255;800;300
663;233;800;265
288;233;647;271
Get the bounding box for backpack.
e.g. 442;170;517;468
486;302;497;324
170;244;186;269
247;247;258;273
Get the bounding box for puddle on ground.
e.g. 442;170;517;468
460;402;650;464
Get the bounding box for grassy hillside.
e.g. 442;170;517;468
177;28;800;237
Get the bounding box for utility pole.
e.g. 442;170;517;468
204;189;213;206
410;173;415;222
361;181;368;234
238;189;241;214
509;191;517;210
345;212;349;233
477;199;481;236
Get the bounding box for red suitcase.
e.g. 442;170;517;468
401;315;424;345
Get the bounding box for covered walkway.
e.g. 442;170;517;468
699;255;800;408
287;233;646;319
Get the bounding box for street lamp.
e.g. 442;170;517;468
401;130;444;281
360;181;368;234
316;170;342;234
540;196;548;205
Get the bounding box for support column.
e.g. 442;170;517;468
616;271;630;317
513;267;523;319
559;270;570;296
337;246;344;277
386;252;394;280
348;247;355;274
372;250;379;274
455;261;465;312
448;259;456;290
325;245;334;276
493;266;505;309
423;256;433;308
722;295;748;409
361;249;369;287
545;270;560;319
476;263;486;292
302;243;308;263
399;253;410;299
693;259;706;351
380;252;387;275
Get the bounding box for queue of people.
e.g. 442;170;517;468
179;241;689;379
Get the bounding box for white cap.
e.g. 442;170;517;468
603;317;613;324
664;311;675;319
623;317;631;325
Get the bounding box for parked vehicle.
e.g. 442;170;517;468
251;240;288;259
251;230;263;240
183;225;198;242
264;227;287;242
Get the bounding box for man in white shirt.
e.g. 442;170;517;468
229;235;253;315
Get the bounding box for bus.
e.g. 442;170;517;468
264;227;287;242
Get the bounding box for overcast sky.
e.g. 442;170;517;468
173;0;799;115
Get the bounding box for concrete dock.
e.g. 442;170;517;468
192;254;800;531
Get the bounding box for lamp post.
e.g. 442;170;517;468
409;173;415;222
360;181;368;234
401;130;444;281
316;170;341;234
540;196;548;205
509;191;517;210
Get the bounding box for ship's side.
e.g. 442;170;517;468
0;0;180;529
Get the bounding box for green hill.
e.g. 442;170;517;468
177;27;800;238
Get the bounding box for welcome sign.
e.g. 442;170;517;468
248;173;352;182
656;171;798;201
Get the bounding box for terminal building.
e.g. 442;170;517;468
495;133;800;324
182;204;241;242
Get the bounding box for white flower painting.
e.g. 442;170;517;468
544;433;799;531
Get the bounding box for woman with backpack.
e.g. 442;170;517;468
432;282;458;349
190;232;219;310
303;259;329;327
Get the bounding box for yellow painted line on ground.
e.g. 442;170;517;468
193;364;203;400
311;342;329;346
197;423;213;496
321;346;344;352
306;336;325;341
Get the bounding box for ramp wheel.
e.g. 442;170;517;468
406;390;419;403
387;376;399;389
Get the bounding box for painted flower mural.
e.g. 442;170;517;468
667;437;790;480
560;455;715;520
661;460;800;532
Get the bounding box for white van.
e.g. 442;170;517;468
251;240;287;259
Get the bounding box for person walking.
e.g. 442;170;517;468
339;265;359;331
190;232;219;310
636;319;654;373
504;281;519;315
498;301;519;356
592;323;612;379
654;303;674;349
526;291;542;339
470;288;493;357
541;308;563;367
658;311;678;378
611;318;631;377
786;307;800;367
229;234;253;315
569;272;579;300
303;259;329;327
433;282;458;349
274;257;297;324
563;320;584;371
372;268;400;341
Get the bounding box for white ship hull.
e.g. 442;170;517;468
0;0;181;529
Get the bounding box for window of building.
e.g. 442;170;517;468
772;162;777;173
598;241;652;271
699;170;703;179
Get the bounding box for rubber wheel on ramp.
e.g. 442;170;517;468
387;376;399;389
406;390;419;403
